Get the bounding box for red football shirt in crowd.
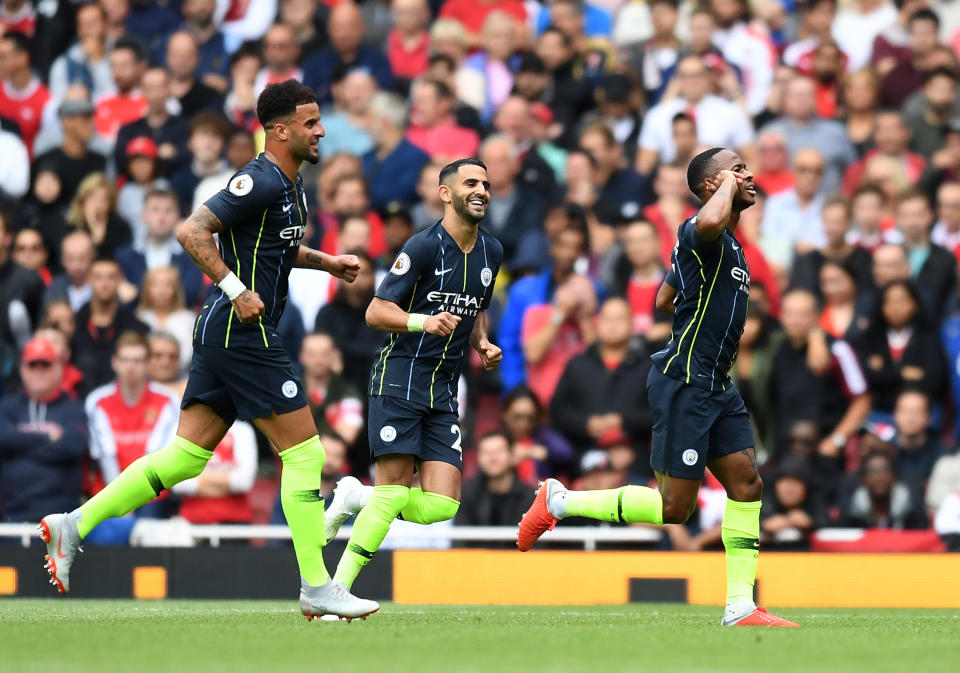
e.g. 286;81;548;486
406;119;480;161
0;77;50;157
521;304;588;408
388;29;430;79
642;202;696;267
626;275;663;334
94;92;148;141
178;424;256;525
438;0;526;35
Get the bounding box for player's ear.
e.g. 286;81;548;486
438;183;452;204
273;122;288;141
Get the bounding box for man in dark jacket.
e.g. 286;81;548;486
898;189;957;318
456;431;535;527
0;211;46;389
0;337;87;522
550;298;653;463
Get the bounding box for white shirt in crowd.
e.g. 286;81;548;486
0;128;29;199
832;1;898;71
638;94;754;164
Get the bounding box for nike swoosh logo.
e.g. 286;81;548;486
434;268;452;276
56;523;67;559
282;203;293;213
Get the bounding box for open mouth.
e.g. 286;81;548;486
744;184;757;196
468;197;487;209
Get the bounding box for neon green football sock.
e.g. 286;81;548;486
279;435;330;587
333;485;409;589
560;485;663;525
721;499;761;605
74;435;212;538
399;488;460;524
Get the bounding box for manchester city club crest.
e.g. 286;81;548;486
481;267;493;287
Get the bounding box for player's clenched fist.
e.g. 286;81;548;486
232;289;265;323
328;254;361;282
424;312;461;336
477;340;502;370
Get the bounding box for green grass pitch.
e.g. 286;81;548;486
1;600;957;673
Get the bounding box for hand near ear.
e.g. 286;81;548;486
704;170;747;193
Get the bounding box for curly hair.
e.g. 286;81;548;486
256;79;318;127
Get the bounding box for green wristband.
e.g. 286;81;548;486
407;313;428;332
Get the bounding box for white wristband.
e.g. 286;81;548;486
217;271;247;300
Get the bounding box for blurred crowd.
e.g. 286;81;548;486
2;0;960;551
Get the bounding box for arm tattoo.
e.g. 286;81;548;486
179;206;230;283
303;251;325;271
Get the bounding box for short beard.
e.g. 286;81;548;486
451;192;483;225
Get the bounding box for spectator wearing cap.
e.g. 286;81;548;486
154;0;230;94
626;0;681;107
302;1;393;104
456;430;535;528
47;3;114;102
387;0;431;83
71;258;149;396
363;92;429;209
116;189;204;307
44;231;94;313
636;54;755;176
116;136;172;245
254;23;304;97
94;38;147;143
33;89;107;207
405;78;479;161
550;298;652;464
0;31;52;158
479;134;547;269
114;67;190;179
0;211;45;385
904;67;958;159
760;456;824;545
578;122;648;226
169;111;231;215
761;74;857;195
0;337;87;522
165;31;223;119
318;67;377;158
842;450;928;529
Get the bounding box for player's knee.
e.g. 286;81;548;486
661;498;694;525
730;472;763;502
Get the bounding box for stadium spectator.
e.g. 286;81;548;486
760;456;822;542
891;389;945;490
172;420;258;525
478;134;546;269
841;68;882;157
165;31;223;118
879;8;943;107
33;325;81;397
730;303;783;453
318;67;376;159
85;332;178;517
363;92;429;209
192;127;258;212
44;231;94;313
439;0;525;51
550;297;652;464
24;169;72;268
0;30;52;158
753;129;794;197
314;250;381;395
760;148;827;267
116;138;170;246
843;111;927;198
316;172;387;258
931;180;960;256
254;23;302;96
904;66;958;158
842;450;928;529
607;219;672;341
71;258;148;395
135;267;196;370
302;1;393;104
848;184;900;252
12;227;51;286
34;91;107;207
386;0;430;83
170;111;231;215
710;0;776;116
626;0;681;107
0;211;45;365
424;52;484;136
833;0;899;72
0;337;87;522
462;11;521;124
299;332;364;448
499;384;574;483
896;189;957;316
47;3;114;101
815;259;870;343
94;38;147;143
871;0;926;71
636;54;755;175
147;331;187;398
67;173;131;259
165;0;230;93
406;78;480;161
789;197;874;297
578;122;647;226
768;289;871;460
762;74;856;194
456;430;536;527
491;95;558;196
279;0;327;65
535;26;594;150
858;279;948;420
114;67;190;179
785;0;846;74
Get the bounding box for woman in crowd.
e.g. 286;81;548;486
136;267;196;371
817;259;869;343
501;384;574;484
67;173;131;258
841;68;880;158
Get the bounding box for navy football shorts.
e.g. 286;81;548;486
181;344;307;425
367;395;463;470
647;366;756;480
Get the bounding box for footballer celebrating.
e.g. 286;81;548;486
322;158;504;593
38;80;379;620
517;148;799;628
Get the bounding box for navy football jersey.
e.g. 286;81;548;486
369;221;504;411
192;154;308;350
651;215;750;391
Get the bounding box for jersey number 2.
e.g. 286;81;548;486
450;425;463;455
